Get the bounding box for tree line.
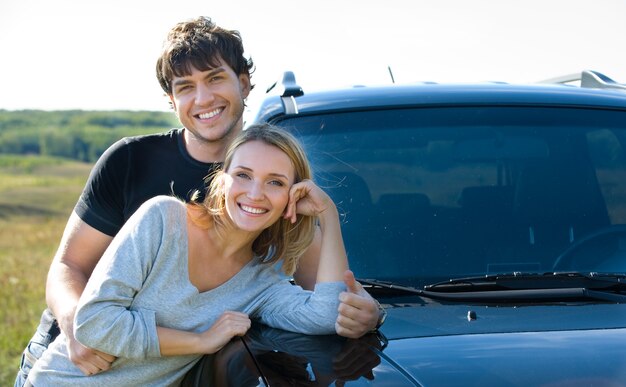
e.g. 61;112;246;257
0;110;179;162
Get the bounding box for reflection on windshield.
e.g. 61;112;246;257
280;107;626;287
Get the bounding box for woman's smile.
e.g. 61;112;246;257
224;140;294;232
238;203;269;215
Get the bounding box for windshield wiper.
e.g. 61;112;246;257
358;274;626;303
357;278;424;296
424;272;626;292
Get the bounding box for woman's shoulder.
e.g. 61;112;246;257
144;194;186;207
134;195;187;225
140;195;185;210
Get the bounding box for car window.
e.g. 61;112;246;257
278;106;626;287
587;129;626;224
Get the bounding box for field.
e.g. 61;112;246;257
0;154;92;386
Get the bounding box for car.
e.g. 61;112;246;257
183;70;626;386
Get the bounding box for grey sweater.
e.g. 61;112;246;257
29;196;344;386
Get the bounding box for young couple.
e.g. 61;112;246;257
17;16;382;386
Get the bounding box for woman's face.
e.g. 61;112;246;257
223;140;295;233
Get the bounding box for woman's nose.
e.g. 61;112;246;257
247;181;264;200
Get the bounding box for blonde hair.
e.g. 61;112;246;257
189;123;315;275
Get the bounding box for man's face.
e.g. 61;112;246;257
169;58;251;147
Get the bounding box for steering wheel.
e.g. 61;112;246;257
552;224;626;272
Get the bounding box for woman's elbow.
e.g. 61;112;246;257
74;314;104;348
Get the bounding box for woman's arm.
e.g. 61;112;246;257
252;180;348;334
73;198;173;359
314;203;349;283
285;179;349;283
156;311;251;356
288;183;382;338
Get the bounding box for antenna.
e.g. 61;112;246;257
388;66;395;84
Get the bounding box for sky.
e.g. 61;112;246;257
1;0;626;121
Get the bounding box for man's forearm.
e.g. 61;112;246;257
46;260;89;336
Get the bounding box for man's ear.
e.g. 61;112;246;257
168;94;178;114
239;74;251;99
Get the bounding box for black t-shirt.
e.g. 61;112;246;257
74;128;221;236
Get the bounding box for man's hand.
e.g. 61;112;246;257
68;334;116;376
336;270;380;338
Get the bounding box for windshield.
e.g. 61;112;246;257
277;106;626;288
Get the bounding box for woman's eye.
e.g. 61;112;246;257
269;180;285;187
236;173;250;180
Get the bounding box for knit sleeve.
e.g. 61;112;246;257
73;196;178;359
253;279;346;335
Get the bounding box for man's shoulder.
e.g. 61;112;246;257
121;128;182;147
98;128;182;162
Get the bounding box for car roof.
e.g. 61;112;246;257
253;75;626;123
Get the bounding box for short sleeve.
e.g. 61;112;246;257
74;138;130;236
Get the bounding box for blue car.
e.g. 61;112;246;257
184;70;626;386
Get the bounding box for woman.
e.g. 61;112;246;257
28;123;349;386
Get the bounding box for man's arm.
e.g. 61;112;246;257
293;227;381;339
45;211;116;375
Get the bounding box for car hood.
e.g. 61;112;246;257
375;328;626;386
366;302;626;386
183;303;626;386
381;301;626;339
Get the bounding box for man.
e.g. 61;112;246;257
15;16;382;386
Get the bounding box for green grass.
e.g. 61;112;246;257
0;154;92;386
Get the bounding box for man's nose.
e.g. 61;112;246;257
195;84;215;105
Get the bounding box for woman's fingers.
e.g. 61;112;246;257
202;311;252;353
285;181;308;222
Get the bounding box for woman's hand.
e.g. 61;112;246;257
158;311;251;356
284;179;334;224
198;311;252;354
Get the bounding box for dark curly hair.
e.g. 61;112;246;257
156;16;255;95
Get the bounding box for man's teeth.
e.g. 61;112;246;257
198;109;221;119
240;205;267;214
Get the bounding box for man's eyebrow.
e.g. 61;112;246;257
172;78;192;87
172;67;226;87
205;67;226;78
